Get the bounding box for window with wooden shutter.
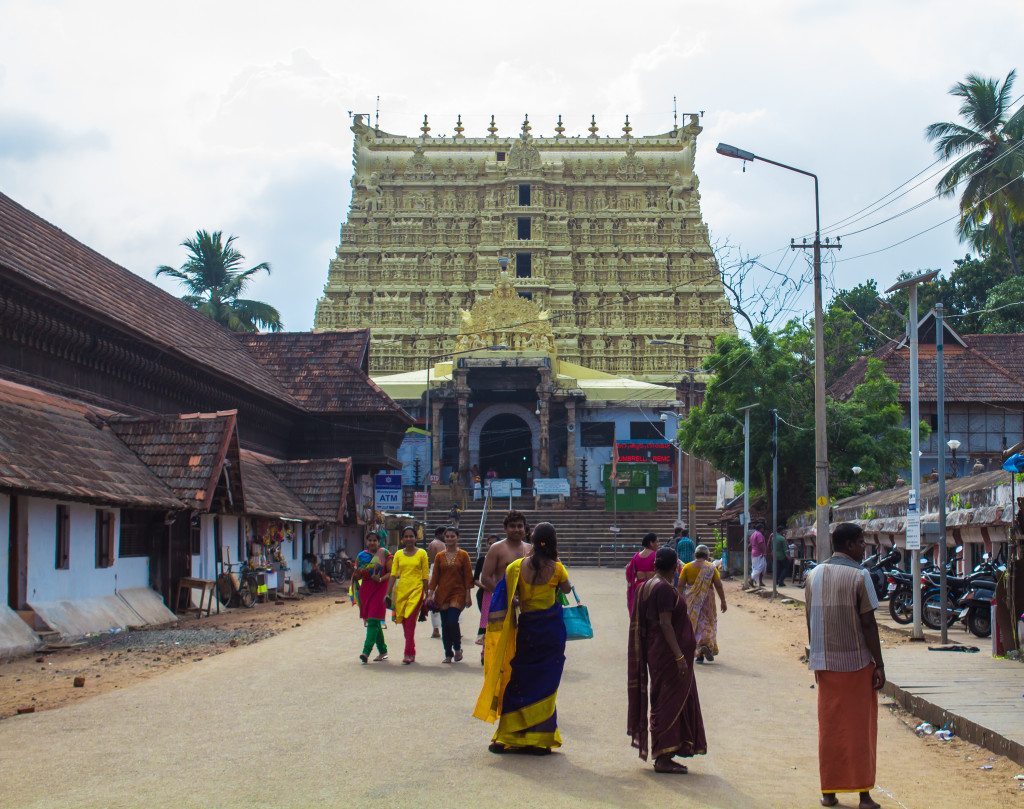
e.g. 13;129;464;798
95;510;115;568
55;505;70;570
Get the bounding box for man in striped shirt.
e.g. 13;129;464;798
805;522;885;809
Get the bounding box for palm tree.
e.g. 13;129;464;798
156;230;283;332
926;70;1024;274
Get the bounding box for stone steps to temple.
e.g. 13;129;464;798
416;496;722;567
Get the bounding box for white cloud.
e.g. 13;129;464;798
0;0;1021;331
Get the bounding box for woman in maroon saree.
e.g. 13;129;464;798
627;546;707;774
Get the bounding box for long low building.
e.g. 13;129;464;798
785;467;1018;569
0;192;411;654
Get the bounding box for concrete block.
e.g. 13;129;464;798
0;606;42;659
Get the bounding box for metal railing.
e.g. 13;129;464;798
597;543;637;567
475;486;493;557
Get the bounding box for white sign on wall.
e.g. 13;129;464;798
374;473;403;511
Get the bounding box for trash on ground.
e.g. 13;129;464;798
915;722;935;735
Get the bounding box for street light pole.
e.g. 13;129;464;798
886;270;938;642
716;144;841;561
738;403;759;588
936;302;949;645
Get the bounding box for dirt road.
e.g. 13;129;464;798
0;570;1017;808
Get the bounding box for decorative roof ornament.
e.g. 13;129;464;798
622;115;632;139
554;114;565;138
455;268;555;355
521;114;531;139
454;114;464;139
487;115;498;137
420;114;431;138
588;114;599;138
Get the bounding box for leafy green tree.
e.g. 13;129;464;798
680;328;920;519
827;359;919;499
156;230;283;333
925;70;1024;274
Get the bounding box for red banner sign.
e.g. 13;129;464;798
614;442;674;465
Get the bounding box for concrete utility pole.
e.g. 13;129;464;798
715;143;841;561
739;403;759;587
887;270;938;642
935;302;949;644
687;371;697;534
771;408;779;599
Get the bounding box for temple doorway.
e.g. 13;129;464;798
478;413;533;484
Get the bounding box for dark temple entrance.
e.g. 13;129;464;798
479;413;533;484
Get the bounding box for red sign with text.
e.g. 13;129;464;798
614;442;674;465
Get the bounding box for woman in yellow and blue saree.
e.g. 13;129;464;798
473;522;572;755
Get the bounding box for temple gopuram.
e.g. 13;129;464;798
314;112;735;383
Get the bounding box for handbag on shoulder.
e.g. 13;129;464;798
562;585;594;641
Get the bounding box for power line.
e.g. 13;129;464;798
836;172;1024;265
807;91;1024;237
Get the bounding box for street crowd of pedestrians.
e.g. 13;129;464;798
349;512;886;807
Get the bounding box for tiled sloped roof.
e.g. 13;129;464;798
0;380;182;508
830;336;1024;403
0;192;297;407
238;451;317;521
267;458;352;523
238;331;411;421
106;412;244;512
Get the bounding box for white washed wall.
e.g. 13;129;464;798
25;497;148;602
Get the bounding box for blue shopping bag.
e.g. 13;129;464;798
562;586;594;641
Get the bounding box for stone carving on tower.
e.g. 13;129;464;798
455;270;556;354
313;111;735;381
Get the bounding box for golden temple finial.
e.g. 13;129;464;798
487;114;498;138
420;114;431;138
554;114;565;138
588;114;599;138
622;114;632;139
454;114;464;138
521;114;531;138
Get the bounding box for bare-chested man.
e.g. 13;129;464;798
427;526;446;638
477;511;532;665
481;511;532;592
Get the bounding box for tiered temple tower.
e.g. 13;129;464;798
314;112;735;382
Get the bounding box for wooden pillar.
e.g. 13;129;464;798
431;401;443;477
565;400;577;491
457;395;470;477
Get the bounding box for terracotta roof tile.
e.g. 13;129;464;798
0;192;297;407
238;331;411;420
239;450;317;521
0;380;181;509
267;458;352;523
829;334;1024;404
106;412;244;512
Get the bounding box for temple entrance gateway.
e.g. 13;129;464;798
478;413;533;484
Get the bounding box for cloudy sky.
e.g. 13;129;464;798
1;0;1021;334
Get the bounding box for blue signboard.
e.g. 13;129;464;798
374;473;403;511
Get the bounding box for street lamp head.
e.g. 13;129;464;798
716;142;756;162
851;466;863;476
660;412;669;422
497;256;510;271
947;439;961;452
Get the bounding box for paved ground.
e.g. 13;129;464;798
0;570;1018;808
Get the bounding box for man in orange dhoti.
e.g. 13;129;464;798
805;522;885;809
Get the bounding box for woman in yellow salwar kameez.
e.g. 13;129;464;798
388;526;429;665
474;522;572;755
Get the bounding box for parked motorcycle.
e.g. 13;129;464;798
886;549;955;624
921;552;999;631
